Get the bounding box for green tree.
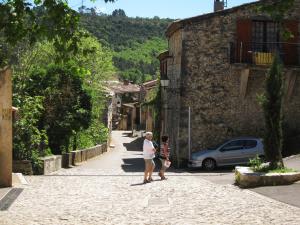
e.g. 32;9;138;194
258;0;296;169
13;96;49;161
112;9;126;17
80;13;172;83
262;54;284;169
25;63;92;154
12;34;115;153
70;35;115;149
0;0;116;67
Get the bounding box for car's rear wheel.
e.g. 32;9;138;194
202;158;216;171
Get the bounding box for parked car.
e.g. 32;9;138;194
188;137;264;171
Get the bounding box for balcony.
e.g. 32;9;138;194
230;42;300;67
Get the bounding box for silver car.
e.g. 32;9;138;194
188;137;264;171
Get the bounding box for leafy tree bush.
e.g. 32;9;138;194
80;13;172;83
13;96;50;167
113;38;167;83
12;34;115;154
112;9;126;17
0;0;116;68
75;123;109;150
25;63;92;154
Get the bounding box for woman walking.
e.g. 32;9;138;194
158;135;170;180
143;132;156;184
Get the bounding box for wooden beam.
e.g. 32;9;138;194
0;67;12;187
240;68;250;99
285;70;297;101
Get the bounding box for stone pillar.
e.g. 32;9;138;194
0;67;12;187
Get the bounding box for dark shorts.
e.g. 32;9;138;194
160;158;168;172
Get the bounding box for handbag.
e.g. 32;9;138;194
164;160;171;168
158;155;167;160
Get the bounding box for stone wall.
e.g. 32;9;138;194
165;29;183;167
166;0;300;167
13;144;108;174
39;155;62;175
13;160;33;175
69;144;107;167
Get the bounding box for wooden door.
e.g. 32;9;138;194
283;20;299;65
236;19;252;63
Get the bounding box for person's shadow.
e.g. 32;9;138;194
130;178;162;186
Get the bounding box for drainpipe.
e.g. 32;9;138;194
188;106;191;160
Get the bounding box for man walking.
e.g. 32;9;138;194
143;132;156;183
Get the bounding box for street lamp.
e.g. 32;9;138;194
160;77;169;87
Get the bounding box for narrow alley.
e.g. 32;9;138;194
1;131;300;225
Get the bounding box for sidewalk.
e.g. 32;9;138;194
0;188;10;202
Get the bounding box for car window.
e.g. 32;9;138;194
244;140;257;149
207;140;229;150
221;140;244;151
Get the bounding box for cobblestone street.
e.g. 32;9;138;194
1;131;300;225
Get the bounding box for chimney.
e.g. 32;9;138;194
214;0;225;12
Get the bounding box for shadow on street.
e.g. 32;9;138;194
121;157;145;172
123;137;144;152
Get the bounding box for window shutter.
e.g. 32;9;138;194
283;20;299;65
237;19;252;43
284;20;299;43
236;20;252;63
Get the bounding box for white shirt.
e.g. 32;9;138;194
143;139;155;159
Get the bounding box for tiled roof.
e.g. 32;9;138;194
105;81;141;94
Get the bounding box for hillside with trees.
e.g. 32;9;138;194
80;10;173;83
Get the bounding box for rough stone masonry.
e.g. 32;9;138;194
161;0;300;167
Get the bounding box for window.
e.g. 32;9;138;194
221;140;244;151
252;21;279;52
244;140;257;149
235;19;299;65
160;60;168;78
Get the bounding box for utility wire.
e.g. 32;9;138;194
70;0;86;9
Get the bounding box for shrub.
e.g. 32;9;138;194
260;54;284;169
13;96;50;166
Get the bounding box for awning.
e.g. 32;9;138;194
122;102;138;108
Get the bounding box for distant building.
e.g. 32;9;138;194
140;79;158;132
108;80;141;131
159;0;300;167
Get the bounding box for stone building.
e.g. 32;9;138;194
140;79;158;132
108;80;141;131
159;0;300;167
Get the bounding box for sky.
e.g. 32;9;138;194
68;0;257;19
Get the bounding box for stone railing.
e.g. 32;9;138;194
13;160;33;175
13;143;108;175
39;155;62;175
62;143;107;168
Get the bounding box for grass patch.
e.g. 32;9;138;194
253;166;298;173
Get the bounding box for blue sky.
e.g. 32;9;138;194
69;0;257;19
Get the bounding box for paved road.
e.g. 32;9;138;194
1;131;300;225
249;156;300;208
192;155;300;208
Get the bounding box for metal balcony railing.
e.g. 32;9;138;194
230;42;300;66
